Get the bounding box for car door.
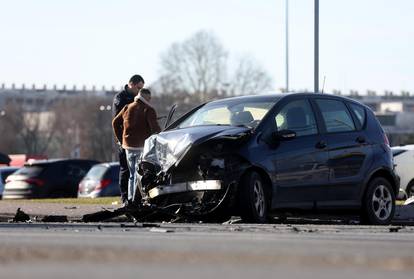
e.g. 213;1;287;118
259;97;330;208
312;98;373;207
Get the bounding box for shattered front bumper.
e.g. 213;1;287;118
148;180;222;199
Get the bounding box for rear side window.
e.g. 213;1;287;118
14;166;44;177
349;103;366;128
275;99;318;137
85;165;108;179
316;99;356;133
65;163;89;179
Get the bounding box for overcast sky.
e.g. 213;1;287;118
0;0;413;94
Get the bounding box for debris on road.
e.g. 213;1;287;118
41;215;68;223
12;208;30;222
82;208;127;222
389;226;404;233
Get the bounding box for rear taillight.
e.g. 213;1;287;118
383;133;390;146
24;178;45;186
96;179;111;190
78;181;85;191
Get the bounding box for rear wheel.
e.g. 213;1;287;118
406;181;414;198
239;171;269;223
361;177;395;225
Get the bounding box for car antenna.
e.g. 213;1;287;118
321;76;326;94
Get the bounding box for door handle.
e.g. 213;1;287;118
315;141;327;149
356;136;366;143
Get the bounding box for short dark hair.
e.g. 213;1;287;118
140;88;151;95
129;75;145;85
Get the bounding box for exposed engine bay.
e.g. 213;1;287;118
137;126;252;216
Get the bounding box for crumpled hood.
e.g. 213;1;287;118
141;125;251;173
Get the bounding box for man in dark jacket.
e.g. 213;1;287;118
113;88;161;205
112;75;144;204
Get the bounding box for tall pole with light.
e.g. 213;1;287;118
285;0;289;92
314;0;319;93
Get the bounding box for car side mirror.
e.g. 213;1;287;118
272;129;297;141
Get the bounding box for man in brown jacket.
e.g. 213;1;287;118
112;88;161;205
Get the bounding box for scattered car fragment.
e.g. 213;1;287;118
138;93;399;225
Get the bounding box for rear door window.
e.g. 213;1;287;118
65;163;88;179
349;103;366;129
315;99;356;133
275;99;318;137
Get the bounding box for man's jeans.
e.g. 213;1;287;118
125;148;143;203
118;147;129;203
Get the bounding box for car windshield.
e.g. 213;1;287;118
176;99;275;129
85;165;108;180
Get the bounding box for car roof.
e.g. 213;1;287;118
207;92;366;106
24;158;99;166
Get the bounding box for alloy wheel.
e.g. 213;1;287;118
253;180;265;217
371;184;393;221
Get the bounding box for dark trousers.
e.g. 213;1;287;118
118;146;129;203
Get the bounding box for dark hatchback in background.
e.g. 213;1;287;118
78;162;120;198
3;159;98;199
139;93;399;225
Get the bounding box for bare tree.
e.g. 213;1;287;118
229;56;273;95
0;101;56;154
156;30;273;100
159;30;228;101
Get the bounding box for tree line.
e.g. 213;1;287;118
0;31;274;162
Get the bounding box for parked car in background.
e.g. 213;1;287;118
392;145;414;198
3;159;98;199
78;162;120;198
139;93;399;225
0;166;19;198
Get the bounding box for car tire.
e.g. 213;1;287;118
361;177;395;225
406;181;414;198
239;171;269;223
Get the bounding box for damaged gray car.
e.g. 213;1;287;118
137;93;398;225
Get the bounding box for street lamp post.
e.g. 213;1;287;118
285;0;289;92
314;0;319;93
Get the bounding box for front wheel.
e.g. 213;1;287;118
239;171;269;223
361;177;395;225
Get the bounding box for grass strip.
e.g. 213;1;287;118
24;197;120;205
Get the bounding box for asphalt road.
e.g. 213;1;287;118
0;222;413;279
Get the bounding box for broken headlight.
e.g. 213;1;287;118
197;154;225;179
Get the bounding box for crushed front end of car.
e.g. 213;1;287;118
137;126;252;218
